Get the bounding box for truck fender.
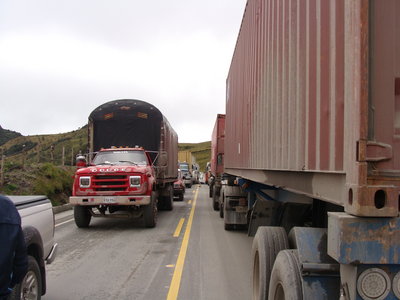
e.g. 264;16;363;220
288;227;340;299
22;225;46;295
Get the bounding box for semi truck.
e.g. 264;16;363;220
209;114;247;227
222;0;400;299
69;99;178;228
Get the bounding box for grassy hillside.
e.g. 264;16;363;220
179;141;211;172
0;126;22;146
1;126;88;166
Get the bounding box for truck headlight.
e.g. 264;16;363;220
80;176;91;188
357;268;390;300
130;176;141;187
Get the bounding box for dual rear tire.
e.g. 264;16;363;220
252;226;303;300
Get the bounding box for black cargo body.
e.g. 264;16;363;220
90;99;164;152
88;99;178;181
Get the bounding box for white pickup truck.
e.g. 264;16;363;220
8;196;58;300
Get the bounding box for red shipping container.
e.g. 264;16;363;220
211;114;226;177
225;0;400;217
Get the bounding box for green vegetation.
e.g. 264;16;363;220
179;141;211;171
0;162;75;206
0;126;21;146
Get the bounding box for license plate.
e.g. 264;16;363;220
104;197;116;203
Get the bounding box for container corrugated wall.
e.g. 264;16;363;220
225;0;400;217
211;114;225;176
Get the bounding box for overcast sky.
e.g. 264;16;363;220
0;0;246;143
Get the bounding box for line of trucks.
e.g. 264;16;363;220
210;0;400;299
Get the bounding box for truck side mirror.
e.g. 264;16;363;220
76;155;87;169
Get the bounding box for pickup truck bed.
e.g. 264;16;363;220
8;195;57;299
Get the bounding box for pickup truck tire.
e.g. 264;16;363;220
11;255;42;300
143;192;157;228
268;250;302;300
252;227;288;300
74;206;92;228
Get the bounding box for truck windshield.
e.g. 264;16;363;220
92;151;148;166
179;163;189;171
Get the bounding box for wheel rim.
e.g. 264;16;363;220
20;270;39;300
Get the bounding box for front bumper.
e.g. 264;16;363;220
69;195;151;206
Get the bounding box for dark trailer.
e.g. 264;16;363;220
88;99;178;181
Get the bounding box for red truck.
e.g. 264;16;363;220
221;0;400;299
69;99;178;228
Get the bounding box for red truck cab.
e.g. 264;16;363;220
70;147;158;227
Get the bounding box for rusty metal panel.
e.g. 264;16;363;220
211;114;225;176
328;212;400;264
225;0;400;216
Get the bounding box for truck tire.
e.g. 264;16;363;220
212;188;220;211
11;255;42;300
268;250;302;300
178;193;184;201
159;185;174;211
219;192;224;218
252;227;288;300
144;192;157;228
74;206;91;228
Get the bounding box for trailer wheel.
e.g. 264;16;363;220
268;250;302;300
212;188;220;211
74;206;91;228
144;192;157;228
252;227;288;300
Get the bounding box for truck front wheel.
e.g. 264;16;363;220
252;227;288;300
74;206;92;228
143;192;157;228
11;255;42;300
268;250;302;300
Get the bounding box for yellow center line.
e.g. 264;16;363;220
167;188;198;300
173;218;185;238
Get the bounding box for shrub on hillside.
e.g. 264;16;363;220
34;163;74;206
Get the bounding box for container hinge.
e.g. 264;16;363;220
357;140;392;162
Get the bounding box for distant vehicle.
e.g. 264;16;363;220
179;162;193;188
178;151;199;184
9;195;58;300
69;99;178;228
199;172;206;184
173;170;185;201
209;114;226;212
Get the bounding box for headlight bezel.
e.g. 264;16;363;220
129;175;141;188
79;176;91;188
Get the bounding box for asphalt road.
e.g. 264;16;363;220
43;185;253;300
